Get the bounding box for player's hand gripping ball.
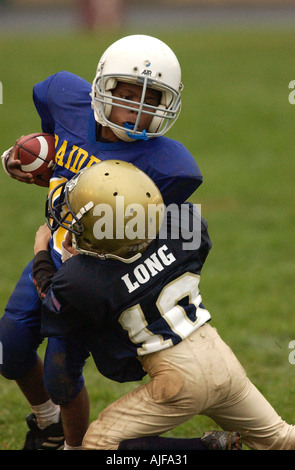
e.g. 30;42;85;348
14;133;56;187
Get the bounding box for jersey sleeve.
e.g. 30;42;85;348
40;256;103;337
33;74;58;134
33;71;92;137
146;138;203;205
41;287;73;337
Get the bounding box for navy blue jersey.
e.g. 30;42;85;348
33;72;203;269
41;204;212;382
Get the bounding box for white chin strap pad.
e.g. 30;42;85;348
104;77;117;119
112;126;137;142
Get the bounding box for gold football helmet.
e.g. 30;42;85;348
47;160;164;262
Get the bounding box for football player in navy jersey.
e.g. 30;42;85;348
33;161;295;451
0;35;204;450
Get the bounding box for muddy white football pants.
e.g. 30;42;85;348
83;323;295;450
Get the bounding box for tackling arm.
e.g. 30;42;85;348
32;223;57;299
32;250;57;300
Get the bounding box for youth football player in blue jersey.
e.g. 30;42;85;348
33;161;295;451
0;35;204;450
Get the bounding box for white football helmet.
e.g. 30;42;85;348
91;35;183;142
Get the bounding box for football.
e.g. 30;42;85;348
14;133;56;187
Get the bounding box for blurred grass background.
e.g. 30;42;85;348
0;5;295;449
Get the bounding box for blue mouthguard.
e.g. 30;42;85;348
124;123;148;141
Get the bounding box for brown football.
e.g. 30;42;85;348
14;133;56;187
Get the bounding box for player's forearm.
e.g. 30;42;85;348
32;251;57;299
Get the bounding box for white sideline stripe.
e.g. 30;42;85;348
21;136;49;172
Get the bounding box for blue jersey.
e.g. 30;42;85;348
41;204;212;383
33;72;203;269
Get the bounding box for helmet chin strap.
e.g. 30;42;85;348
71;233;142;263
110;125;136;142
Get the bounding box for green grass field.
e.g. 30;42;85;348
0;25;295;450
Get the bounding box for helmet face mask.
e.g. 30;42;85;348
91;35;183;142
47;161;165;263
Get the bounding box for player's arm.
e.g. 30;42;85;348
32;224;57;299
32;74;56;134
1;74;57;183
150;140;203;205
32;226;78;298
167;146;203;203
32;224;83;337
